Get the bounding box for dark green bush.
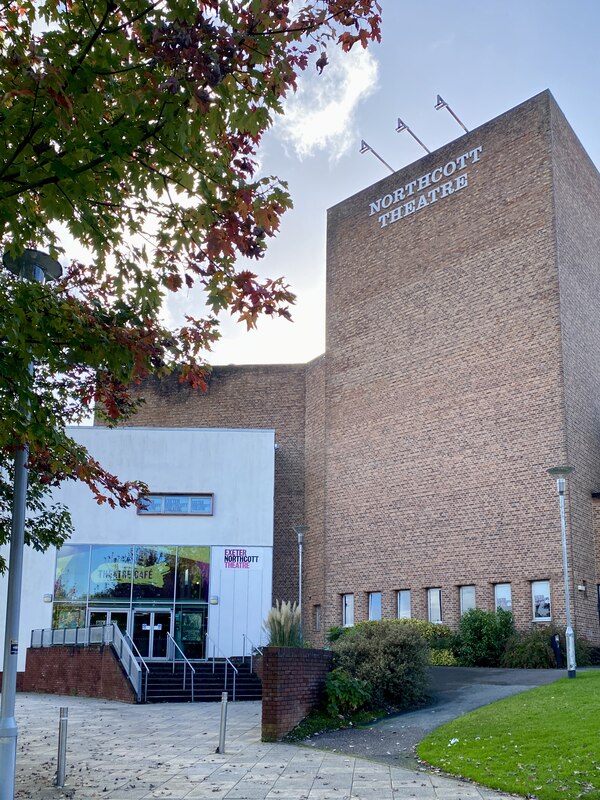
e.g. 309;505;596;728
502;627;556;668
331;620;429;709
454;609;515;667
326;625;347;644
503;624;593;669
325;668;372;716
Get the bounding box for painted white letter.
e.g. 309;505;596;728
440;181;454;198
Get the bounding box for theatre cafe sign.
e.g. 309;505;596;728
369;145;483;229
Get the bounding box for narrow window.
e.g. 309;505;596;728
313;604;321;632
342;594;354;627
459;585;476;615
532;580;551;621
494;583;512;611
428;588;442;623
397;590;411;619
368;592;382;621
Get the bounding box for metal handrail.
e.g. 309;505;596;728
166;633;196;701
123;631;150;703
242;634;263;674
206;635;238;701
29;624;146;702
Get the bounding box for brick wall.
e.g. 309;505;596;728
316;90;596;638
304;356;327;640
22;646;137;703
261;646;332;741
119;364;306;604
123;92;600;645
550;98;600;641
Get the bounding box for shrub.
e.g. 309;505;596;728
392;619;457;665
325;668;372;716
503;625;593;669
394;619;454;646
502;627;556;668
430;648;459;666
331;620;429;709
326;625;347;644
263;600;303;647
455;609;515;667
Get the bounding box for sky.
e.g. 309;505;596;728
165;0;600;367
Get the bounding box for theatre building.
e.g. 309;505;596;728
0;426;275;672
3;90;600;668
127;91;600;647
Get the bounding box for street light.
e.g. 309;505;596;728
0;249;62;800
291;525;307;612
547;465;576;678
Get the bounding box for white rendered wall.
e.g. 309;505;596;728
0;426;275;669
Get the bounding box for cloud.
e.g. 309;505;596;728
275;46;379;160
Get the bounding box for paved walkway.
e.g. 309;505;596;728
304;667;567;766
13;693;518;800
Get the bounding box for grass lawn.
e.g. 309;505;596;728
417;671;600;800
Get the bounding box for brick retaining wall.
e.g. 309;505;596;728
261;647;332;741
22;646;137;703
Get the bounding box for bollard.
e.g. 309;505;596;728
55;707;68;787
216;692;228;754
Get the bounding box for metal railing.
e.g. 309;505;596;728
166;633;195;701
123;631;150;703
207;635;238;701
242;633;263;675
30;624;146;702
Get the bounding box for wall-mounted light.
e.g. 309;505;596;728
42;593;53;604
209;595;219;605
395;118;431;154
435;94;469;134
359;139;395;174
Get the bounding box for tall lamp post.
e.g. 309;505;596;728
547;465;576;679
0;250;62;800
292;525;307;613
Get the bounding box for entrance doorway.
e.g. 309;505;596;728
132;610;172;659
88;608;129;635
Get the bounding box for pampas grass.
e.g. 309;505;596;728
263;600;303;647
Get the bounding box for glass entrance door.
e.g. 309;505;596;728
132;610;172;658
88;608;129;634
175;608;207;660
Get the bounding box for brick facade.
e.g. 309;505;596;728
122;365;306;605
127;91;600;646
22;645;137;703
260;646;332;741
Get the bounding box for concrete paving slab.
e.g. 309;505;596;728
10;693;518;800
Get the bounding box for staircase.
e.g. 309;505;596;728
145;659;262;703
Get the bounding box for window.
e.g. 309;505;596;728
368;592;382;621
397;590;411;619
137;493;214;516
342;594;354;627
313;605;322;632
494;583;512;612
428;588;442;623
460;585;476;615
532;580;551;621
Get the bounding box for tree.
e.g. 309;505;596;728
0;0;382;568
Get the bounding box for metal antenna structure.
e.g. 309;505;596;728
395;119;430;154
359;139;395;174
435;95;469;133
